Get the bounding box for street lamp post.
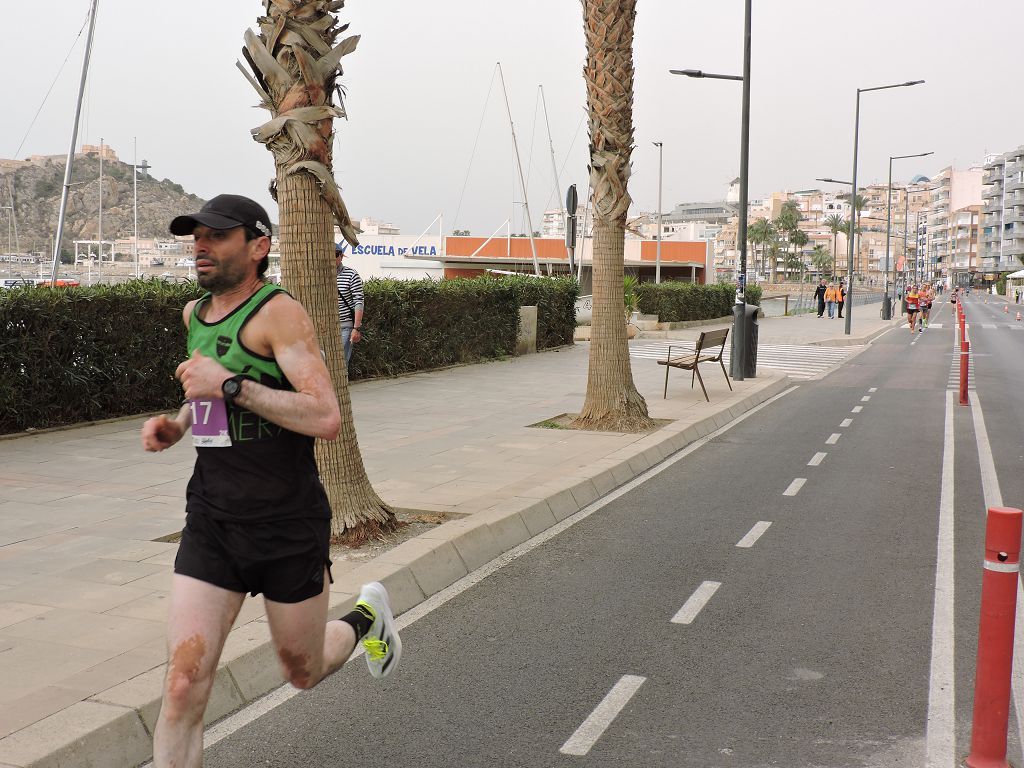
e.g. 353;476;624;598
883;151;932;319
653;142;663;284
670;0;752;380
844;80;924;335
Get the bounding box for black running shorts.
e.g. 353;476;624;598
174;512;333;603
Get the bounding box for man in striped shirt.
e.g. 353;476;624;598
335;243;364;364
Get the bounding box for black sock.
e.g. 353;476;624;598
338;604;374;641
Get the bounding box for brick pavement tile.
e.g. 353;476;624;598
0;637;119;705
0;602;52;630
0;578;153;613
54;560;165;587
2;608;165;653
0;685;89;740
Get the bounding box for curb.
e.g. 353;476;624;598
0;375;790;768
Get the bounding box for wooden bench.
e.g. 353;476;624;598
657;328;732;402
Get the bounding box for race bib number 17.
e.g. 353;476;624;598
190;399;232;447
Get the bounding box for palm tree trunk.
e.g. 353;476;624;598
242;0;395;544
573;0;654;432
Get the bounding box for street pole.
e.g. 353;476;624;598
735;0;752;379
669;0;752;378
653;141;663;284
883;156;893;319
133;137;139;279
843;80;925;335
906;191;913;285
98;137;104;264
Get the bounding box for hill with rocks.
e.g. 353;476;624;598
0;152;206;256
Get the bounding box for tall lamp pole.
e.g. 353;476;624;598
133;143;151;280
671;0;752;380
653;141;663;283
844;80;924;334
883;151;932;319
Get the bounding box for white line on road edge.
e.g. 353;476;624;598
808;452;827;466
671;581;722;624
783;478;807;496
825;433;841;445
840;418;853;428
559;675;646;755
969;395;1024;757
736;521;772;548
852;406;863;413
925;389;956;767
194;387;802;754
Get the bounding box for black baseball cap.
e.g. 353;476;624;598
169;194;273;238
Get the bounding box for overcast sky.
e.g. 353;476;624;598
4;1;1022;237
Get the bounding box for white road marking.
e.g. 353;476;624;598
825;433;841;445
560;675;646;755
925;389;956;767
840;418;853;428
852;406;863;413
192;387;802;755
783;478;806;496
629;342;859;380
808;452;827;466
671;581;722;624
969;395;1024;754
736;521;772;548
869;387;877;393
861;396;871;402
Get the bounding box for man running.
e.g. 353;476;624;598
905;283;920;334
919;284;933;330
141;194;401;768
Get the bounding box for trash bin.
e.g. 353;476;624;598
730;303;759;379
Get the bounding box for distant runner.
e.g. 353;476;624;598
905;283;920;335
919;284;932;330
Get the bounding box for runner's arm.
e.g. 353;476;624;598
141;402;193;452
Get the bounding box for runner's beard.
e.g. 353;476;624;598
197;258;248;293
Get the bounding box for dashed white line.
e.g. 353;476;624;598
869;387;877;393
826;433;841;445
671;581;722;625
783;478;806;496
861;396;871;402
840;418;853;427
852;406;863;413
736;521;772;548
560;675;646;755
808;452;827;466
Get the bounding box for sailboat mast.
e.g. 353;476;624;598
496;63;540;276
51;0;100;283
539;85;564;217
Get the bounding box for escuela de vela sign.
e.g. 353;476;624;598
336;243;440;258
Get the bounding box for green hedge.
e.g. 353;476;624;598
636;282;761;323
0;280;204;433
0;275;577;434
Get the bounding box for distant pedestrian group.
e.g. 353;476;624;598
816;280;845;319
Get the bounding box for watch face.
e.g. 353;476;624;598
223;379;241;398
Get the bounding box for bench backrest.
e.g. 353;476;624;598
696;327;729;353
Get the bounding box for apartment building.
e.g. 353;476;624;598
981;146;1024;278
926;166;983;286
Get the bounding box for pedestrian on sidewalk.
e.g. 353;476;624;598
142;195;402;768
836;280;846;319
814;278;827;317
824;282;839;319
335;243;364;365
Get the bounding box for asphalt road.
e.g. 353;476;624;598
202;294;1022;768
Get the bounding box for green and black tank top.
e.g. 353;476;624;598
185;283;330;522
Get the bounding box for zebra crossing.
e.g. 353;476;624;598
966;323;1023;330
947;354;976;391
629;342;861;380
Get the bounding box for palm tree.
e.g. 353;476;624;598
824;213;845;278
572;0;654;432
241;0;396;543
790;230;809;281
747;218;775;281
810;243;831;279
773;200;802;281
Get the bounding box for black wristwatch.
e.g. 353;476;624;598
221;375;247;405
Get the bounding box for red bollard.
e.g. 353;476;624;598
966;507;1024;768
959;340;970;406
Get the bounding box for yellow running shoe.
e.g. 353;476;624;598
356;582;402;679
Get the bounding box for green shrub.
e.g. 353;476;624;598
0;280;204;433
636;282;760;322
1;274;578;434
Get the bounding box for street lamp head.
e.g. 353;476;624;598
670;69;703;78
903;80;925;87
652;141;662;148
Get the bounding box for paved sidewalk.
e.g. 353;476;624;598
0;311;887;767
